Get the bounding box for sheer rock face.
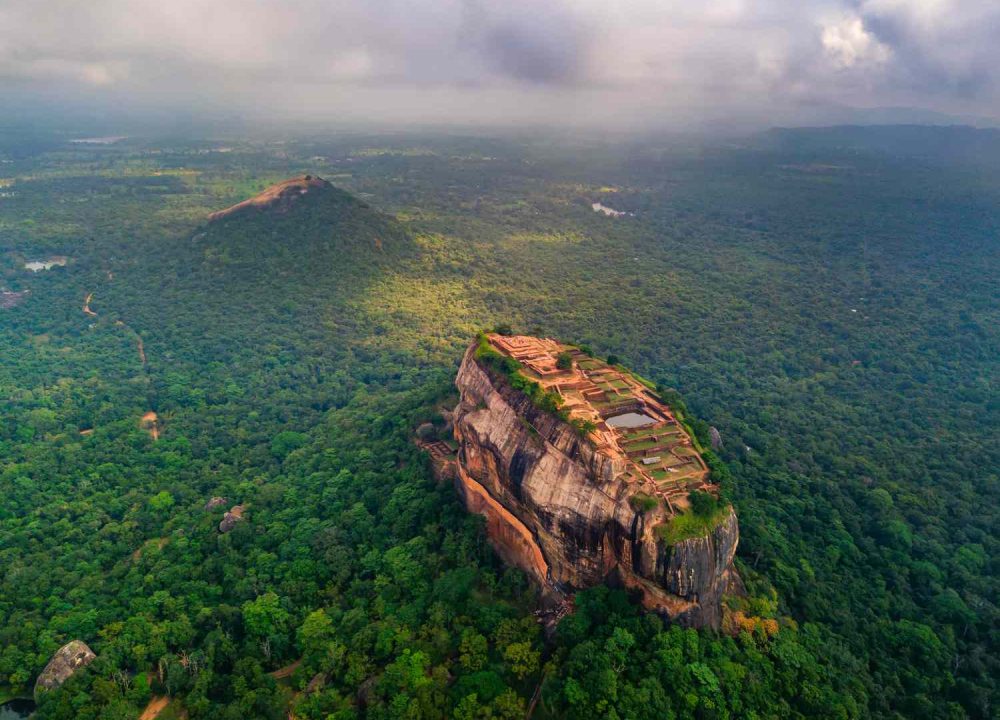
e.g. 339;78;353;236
452;344;740;628
35;640;96;696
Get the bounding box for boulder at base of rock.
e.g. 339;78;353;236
204;496;228;511
35;640;96;696
306;672;328;694
710;426;723;451
219;505;245;533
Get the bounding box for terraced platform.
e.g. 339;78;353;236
487;334;714;512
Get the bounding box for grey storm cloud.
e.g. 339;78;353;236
1;0;998;127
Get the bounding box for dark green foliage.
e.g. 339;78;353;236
569;417;597;437
688;490;719;517
555;352;573;370
547;586;867;719
629;493;659;513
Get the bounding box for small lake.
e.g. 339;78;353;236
0;699;35;720
606;412;658;428
70;136;127;145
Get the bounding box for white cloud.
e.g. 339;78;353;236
822;15;892;69
79;63;120;86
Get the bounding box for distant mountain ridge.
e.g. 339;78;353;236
759;124;1000;164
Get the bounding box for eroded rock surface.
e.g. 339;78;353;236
35;640;96;696
451;340;741;627
204;496;228;511
208;175;331;222
219;505;245;533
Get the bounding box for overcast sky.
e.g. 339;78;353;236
1;0;998;130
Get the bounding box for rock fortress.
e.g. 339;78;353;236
432;333;743;628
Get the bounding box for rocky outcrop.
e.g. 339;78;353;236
208;175;331;222
35;640;96;696
219;505;245;533
452;343;741;628
204;496;228;511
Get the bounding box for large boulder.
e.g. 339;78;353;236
204;496;228;511
35;640;96;696
219;505;245;533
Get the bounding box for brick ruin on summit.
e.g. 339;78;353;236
488;334;713;513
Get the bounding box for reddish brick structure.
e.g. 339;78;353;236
485;334;714;510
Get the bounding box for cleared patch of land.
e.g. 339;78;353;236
24;256;68;272
139;696;169;720
140;411;160;440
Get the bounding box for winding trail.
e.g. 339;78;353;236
269;659;301;679
80;276;160;441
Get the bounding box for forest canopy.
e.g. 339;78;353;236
0;127;995;719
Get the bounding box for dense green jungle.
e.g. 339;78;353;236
0;125;996;719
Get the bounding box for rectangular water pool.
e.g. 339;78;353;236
606;412;658;429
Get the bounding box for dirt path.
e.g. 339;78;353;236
269;659;301;679
139;696;169;720
140;411;160;441
81;286;161;442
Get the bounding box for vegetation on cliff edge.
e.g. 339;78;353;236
656;491;732;545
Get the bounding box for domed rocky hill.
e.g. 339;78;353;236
102;174;416;404
198;174;412;270
208;175;333;222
